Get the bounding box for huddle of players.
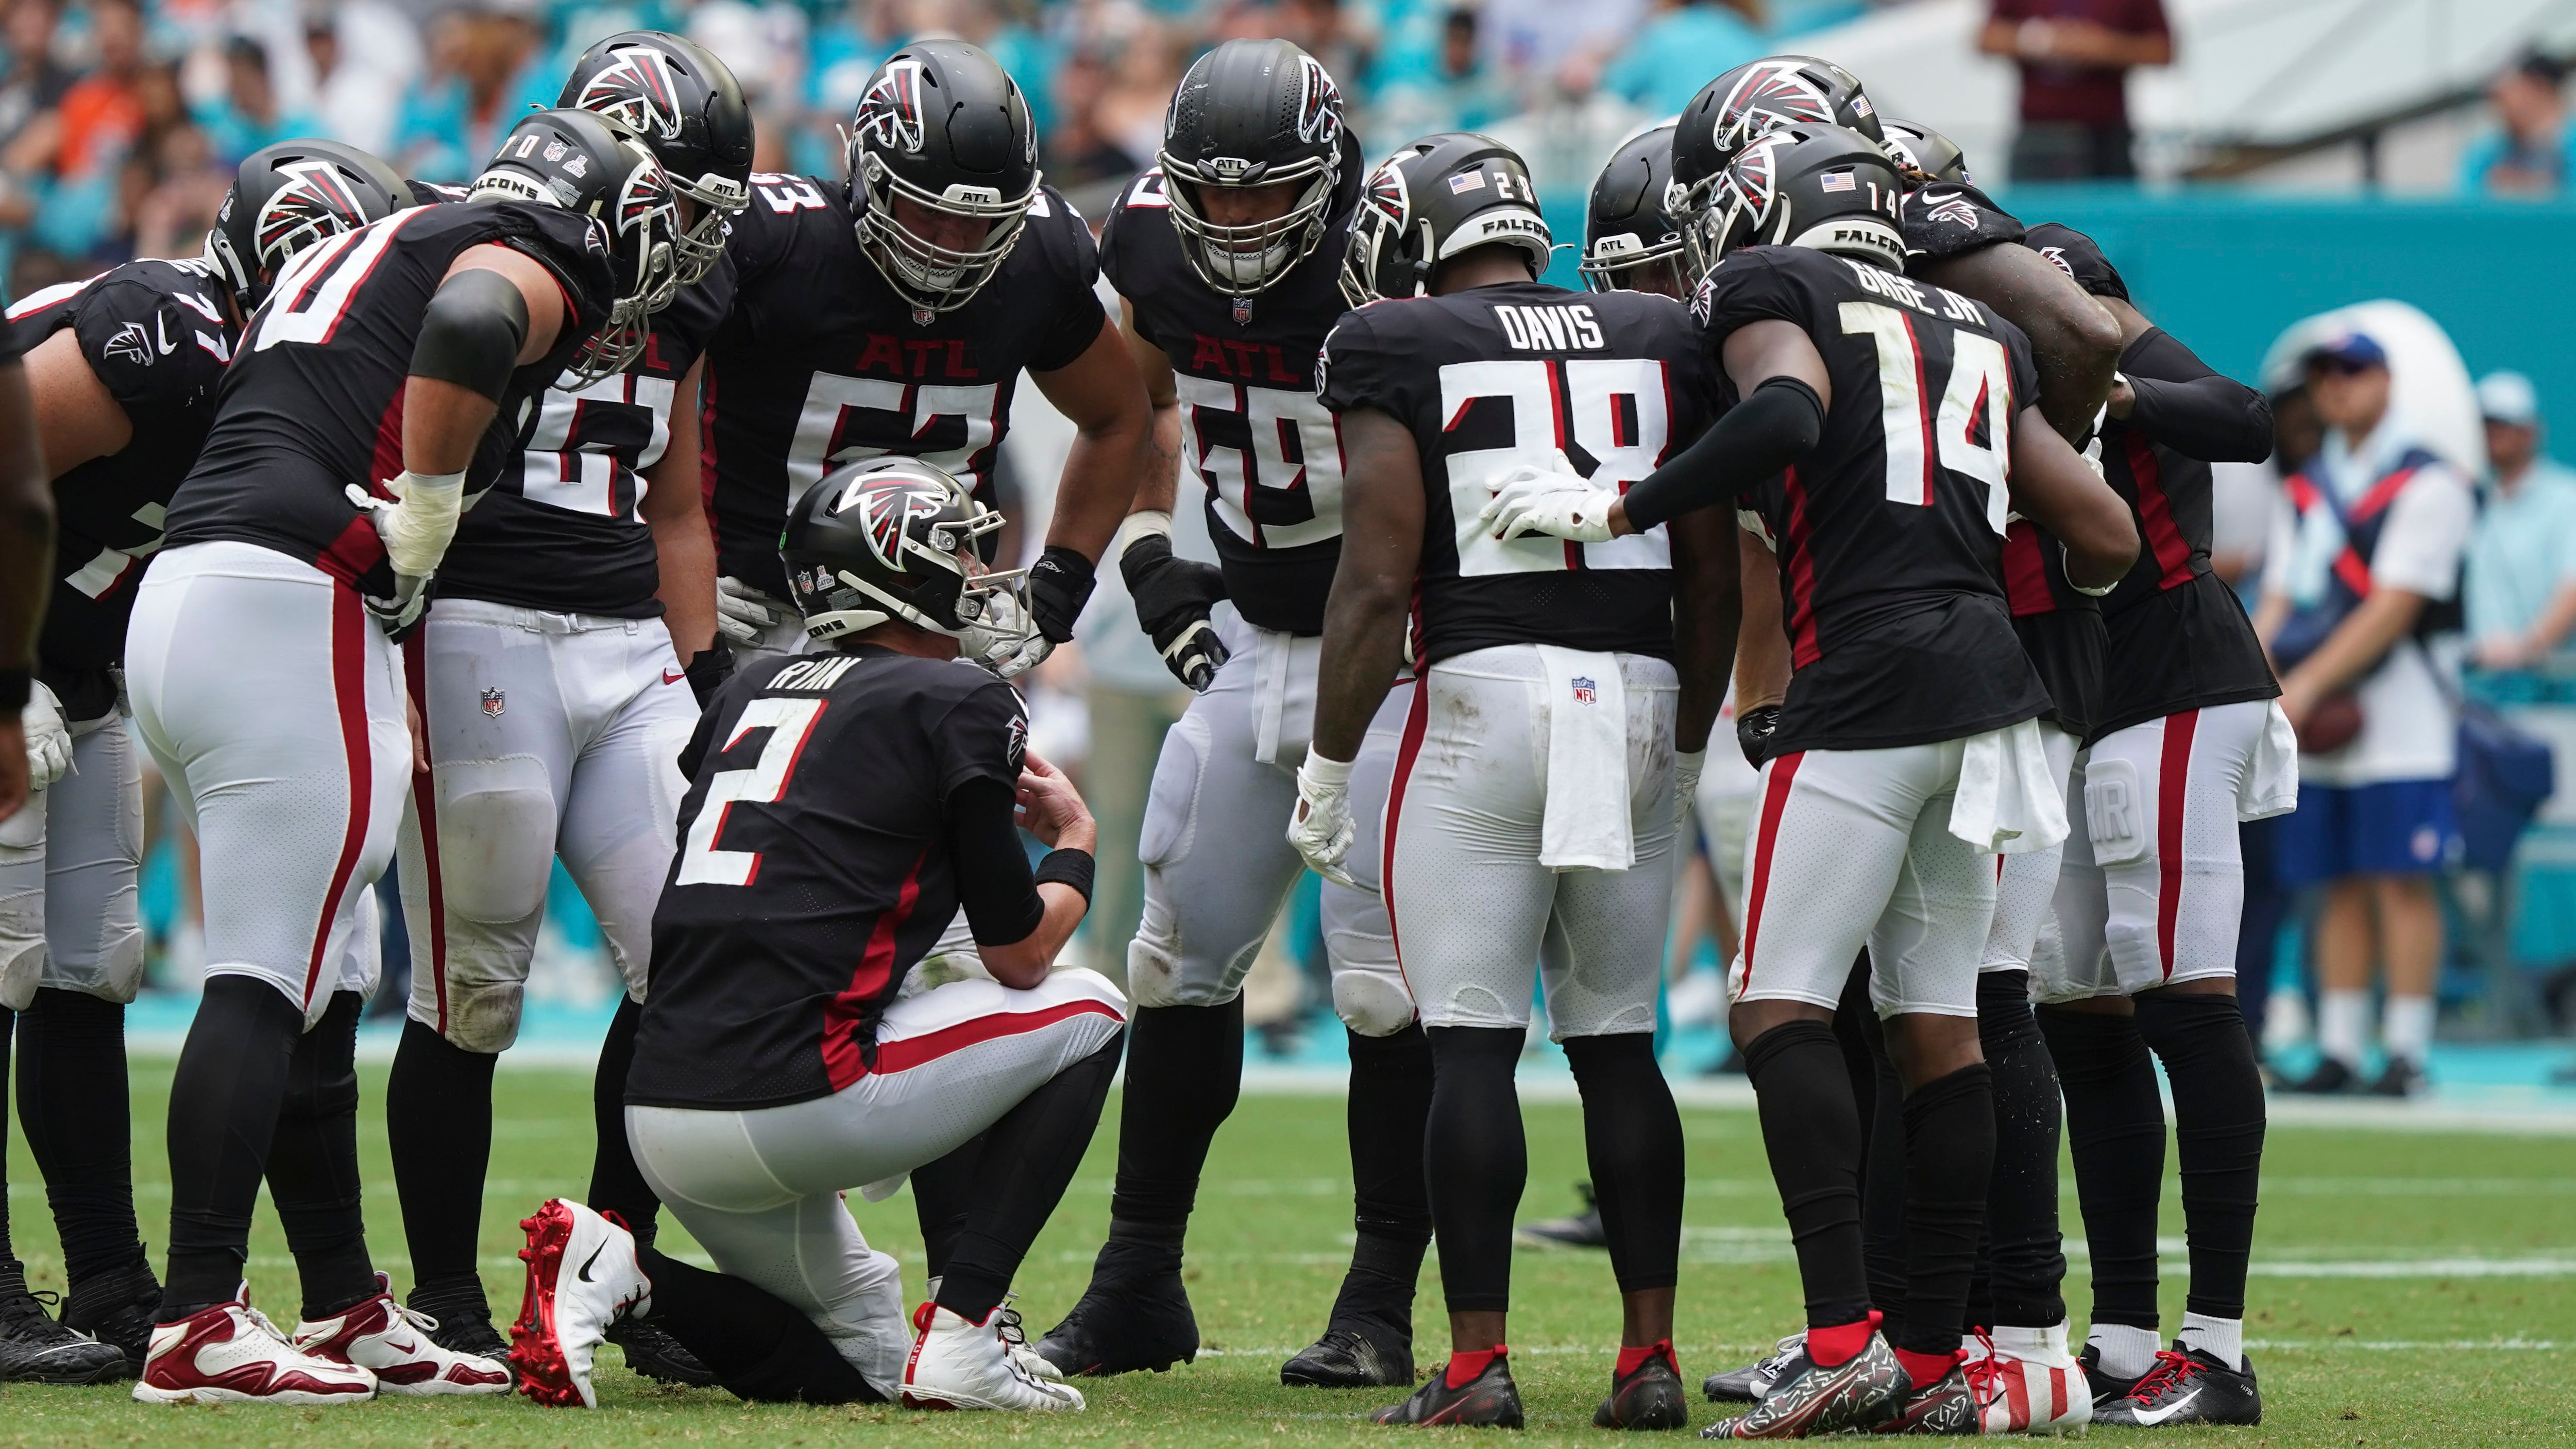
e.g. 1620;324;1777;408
0;24;2284;1440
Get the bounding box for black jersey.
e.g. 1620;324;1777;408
629;647;1030;1110
1099;135;1362;636
1316;282;1712;666
1697;245;2051;753
702;174;1106;595
7;258;239;683
1899;180;2025;267
163;201;617;598
435;255;736;619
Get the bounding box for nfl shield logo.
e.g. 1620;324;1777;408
910;305;935;327
1571;676;1598;705
1231;295;1253;326
480;687;505;718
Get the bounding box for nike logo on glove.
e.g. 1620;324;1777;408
2128;1390;2201;1426
662;669;686;685
577;1242;606;1283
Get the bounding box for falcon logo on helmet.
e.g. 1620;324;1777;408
1711;60;1838;159
204;140;410;314
577;45;687;140
785;456;1032;664
855;58;929;156
256;159;375;263
1295;57;1343;148
849;478;957;569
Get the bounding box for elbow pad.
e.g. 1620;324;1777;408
1623;375;1825;535
410;268;530;402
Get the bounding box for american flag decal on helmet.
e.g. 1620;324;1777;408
577;45;687;140
856;57;929;155
255;159;372;265
1295;57;1343;148
1715;60;1835;155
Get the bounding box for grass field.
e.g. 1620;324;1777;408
6;1061;2576;1445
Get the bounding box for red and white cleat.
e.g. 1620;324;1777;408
131;1287;378;1406
903;1301;1086;1412
294;1272;511;1395
1968;1323;2094;1435
507;1199;652;1408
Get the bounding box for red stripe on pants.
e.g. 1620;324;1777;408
1737;752;1805;986
401;632;451;1032
865;999;1126;1076
307;587;375;1008
2155;710;2199;979
1378;681;1432;992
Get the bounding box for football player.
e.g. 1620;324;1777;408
1297;132;1737;1431
0;142;408;1383
1033;39;1432;1389
1580;121;1691;300
1487;124;2136;1436
2023;221;2285;1429
125;108;675;1404
701;39;1149;677
380;31;748;1382
506;457;1124;1414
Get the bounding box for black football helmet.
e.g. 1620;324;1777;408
1158;38;1348;296
205;139;410;314
782;456;1031;653
846;40;1040;317
1671;56;1880;280
1579;122;1687;298
1339;132;1551;308
470;107;682;385
1880;117;1971;186
560;30;754;291
1693;124;1905;275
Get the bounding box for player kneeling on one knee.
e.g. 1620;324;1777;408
507;457;1123;1413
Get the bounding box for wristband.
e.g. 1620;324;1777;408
1299;746;1355;788
0;667;27;713
1116;510;1175;556
1033;847;1095;902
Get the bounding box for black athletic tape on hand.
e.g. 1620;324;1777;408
410;268;530;403
1033;847;1095;902
1621;375;1825;535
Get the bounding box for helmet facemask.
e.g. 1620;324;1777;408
1163;155;1336;295
563;148;681;385
1580;231;1689;298
851;148;1037;315
668;169;749;285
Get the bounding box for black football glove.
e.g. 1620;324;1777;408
1121;533;1230;691
684;640;734;709
363;573;433;643
1026;545;1098;645
1736;703;1782;770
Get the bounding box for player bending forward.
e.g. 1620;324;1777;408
509;457;1125;1413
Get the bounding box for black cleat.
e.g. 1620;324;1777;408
2366;1056;2426;1098
1596;1342;1689;1429
608;1316;716;1386
0;1271;127;1386
2077;1342;2142;1408
1282;1321;1413;1388
60;1256;159;1376
1704;1333;1802;1403
1515;1182;1607;1249
1373;1350;1524;1427
1701;1333;1905;1439
1035;1268;1199;1377
2278;1056;2359;1094
2093;1345;2262;1427
1870;1365;1977;1435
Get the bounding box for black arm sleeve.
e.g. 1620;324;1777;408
947;777;1048;948
410;267;530;402
2119;328;2273;465
1620;375;1824;534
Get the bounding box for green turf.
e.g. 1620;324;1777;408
6;1061;2576;1444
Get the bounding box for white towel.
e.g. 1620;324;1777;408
1252;628;1321;765
2238;700;2301;822
1948;717;2072;855
1536;645;1634;872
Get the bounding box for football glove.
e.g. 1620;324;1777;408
363;572;434;642
1478;457;1615;544
1026;545;1097;643
22;680;70;790
1287;747;1362;891
344;469;466;578
1120;515;1230;692
1673;747;1704;835
1736;703;1782;770
683;641;734;708
715;574;786;649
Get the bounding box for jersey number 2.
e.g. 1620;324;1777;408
674;697;826;888
1838;300;2012;534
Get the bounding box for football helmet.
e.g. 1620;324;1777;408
1158;38;1348;296
470;107;682;385
1671;57;1880;281
1338;132;1550;308
205;139;410;314
560;30;754;291
846;40;1040;317
1880;118;1971;186
1693;123;1905;274
1579;122;1687;297
782;456;1033;654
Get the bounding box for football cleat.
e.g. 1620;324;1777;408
902;1302;1086;1411
2076;1341;2143;1408
1034;1265;1198;1377
1596;1340;1690;1429
293;1272;512;1395
1967;1324;2091;1434
2092;1345;2262;1428
2277;1056;2359;1094
1871;1361;1978;1435
1281;1320;1414;1388
61;1256;161;1376
1373;1348;1525;1428
131;1289;378;1404
1701;1333;1906;1439
1516;1181;1608;1249
606;1316;717;1386
2366;1056;2427;1098
508;1199;653;1408
1706;1332;1803;1403
0;1274;127;1385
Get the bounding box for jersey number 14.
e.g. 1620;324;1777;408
1838;300;2013;535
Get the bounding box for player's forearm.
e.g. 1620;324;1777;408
1670;510;1740;753
1047;413;1150;561
0;363;56;674
400;375;501;477
1311;585;1408;762
650;506;719;660
1918;246;2121;445
1734;534;1790;711
1127;400;1184;518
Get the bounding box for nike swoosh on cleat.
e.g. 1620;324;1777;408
2128;1389;2201;1426
577;1242;606;1284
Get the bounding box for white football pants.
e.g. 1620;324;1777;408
0;705;144;1010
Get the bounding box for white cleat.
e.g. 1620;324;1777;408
294;1272;512;1395
132;1286;378;1405
994;1294;1063;1383
903;1302;1087;1411
507;1198;653;1408
1969;1322;2095;1435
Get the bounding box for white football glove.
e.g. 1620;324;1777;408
986;630;1055;680
344;468;466;578
715;574;787;648
22;680;71;790
1673;748;1704;836
1287;747;1362;890
1478;456;1615;544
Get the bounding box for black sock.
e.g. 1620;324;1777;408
162;977;303;1317
1422;1026;1524;1315
1330;1025;1433;1327
637;1246;884;1404
1857;1014;1907;1330
266;992;376;1319
1833;951;1879;1156
1107;999;1243;1232
1978;973;2067;1328
937;1031;1124;1323
386;1016;495;1319
1741;1020;1871;1329
2137;991;2265;1321
1896;1062;1994;1360
586;994;659;1249
1563;1033;1683;1294
18;989;147;1287
912;1130;986;1284
2037;1004;2162;1330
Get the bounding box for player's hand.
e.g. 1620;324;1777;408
1480;462;1615;544
1014;750;1095;851
362;572;433;642
684;641;734;708
1673;748;1704;835
0;717;24;826
1287;747;1364;891
1121;532;1230;692
22;680;72;791
1736;703;1782;770
404;689;429;775
715;575;783;649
